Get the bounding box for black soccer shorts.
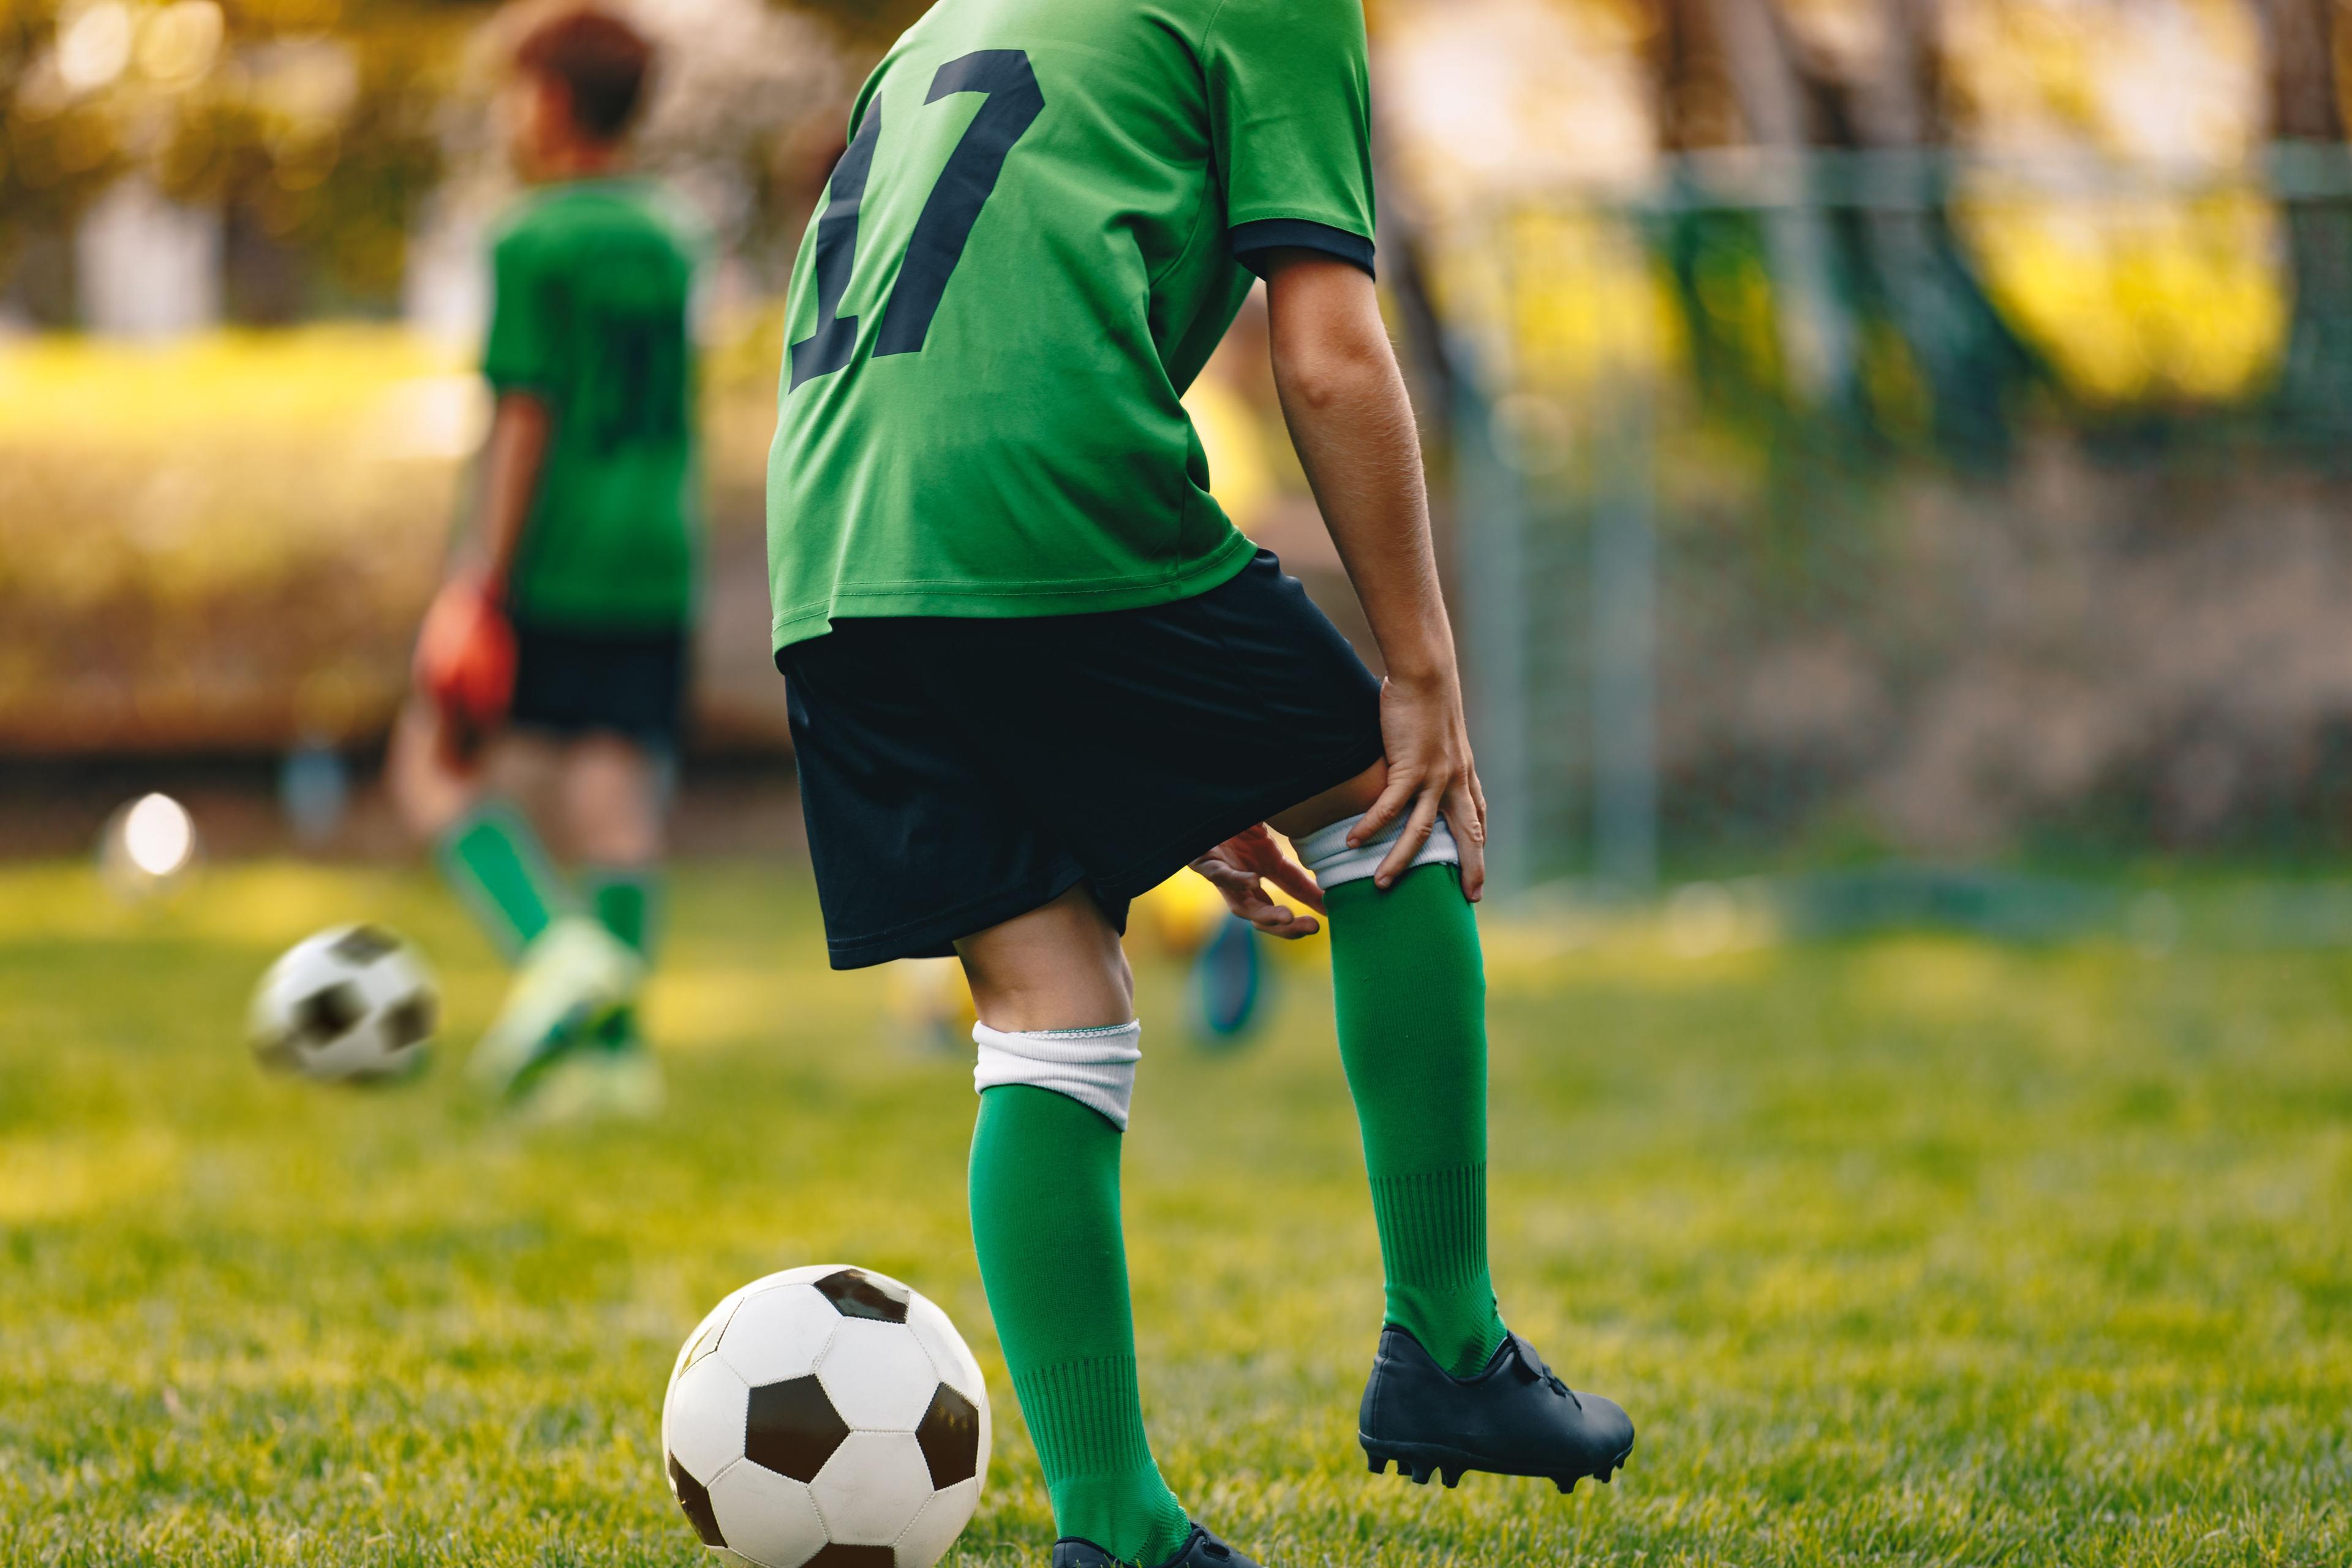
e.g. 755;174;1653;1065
780;549;1385;968
508;622;691;752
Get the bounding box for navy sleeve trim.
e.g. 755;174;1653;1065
1230;219;1376;281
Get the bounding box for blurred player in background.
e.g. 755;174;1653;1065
767;0;1634;1562
390;1;701;1114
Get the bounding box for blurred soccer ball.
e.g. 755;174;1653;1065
663;1265;990;1568
248;924;437;1082
98;792;200;900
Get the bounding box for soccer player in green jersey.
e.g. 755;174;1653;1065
390;2;699;1113
760;1;1637;1563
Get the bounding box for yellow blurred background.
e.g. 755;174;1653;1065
7;0;2352;866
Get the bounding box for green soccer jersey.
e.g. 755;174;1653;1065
483;179;701;631
765;0;1376;652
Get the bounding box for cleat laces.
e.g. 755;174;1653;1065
1507;1332;1579;1408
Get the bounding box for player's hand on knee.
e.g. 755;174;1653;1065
1357;673;1488;900
1190;824;1325;940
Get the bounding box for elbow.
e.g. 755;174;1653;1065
1275;331;1391;414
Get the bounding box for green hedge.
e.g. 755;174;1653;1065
0;323;777;752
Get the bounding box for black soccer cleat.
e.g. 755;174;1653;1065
1359;1324;1635;1494
1052;1522;1259;1568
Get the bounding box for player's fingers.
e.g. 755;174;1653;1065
1351;771;1419;847
1375;789;1444;889
1210;871;1267;910
1445;775;1487;902
1219;873;1294;924
1251;903;1321;940
1227;883;1317;939
1262;850;1327;914
1193;865;1266;918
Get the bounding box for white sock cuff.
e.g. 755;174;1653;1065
972;1020;1143;1130
1294;812;1460;891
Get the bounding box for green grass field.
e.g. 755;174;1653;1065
3;861;2349;1566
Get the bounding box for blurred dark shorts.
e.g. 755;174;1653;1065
778;549;1386;970
508;622;690;752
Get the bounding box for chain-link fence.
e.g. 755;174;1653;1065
1420;145;2352;894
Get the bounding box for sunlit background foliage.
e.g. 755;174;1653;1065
6;0;2352;863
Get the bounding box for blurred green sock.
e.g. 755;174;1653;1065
584;866;660;957
1327;863;1510;1378
584;867;660;1050
436;802;568;965
970;1085;1191;1567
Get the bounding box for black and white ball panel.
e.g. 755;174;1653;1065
663;1267;990;1568
247;924;437;1082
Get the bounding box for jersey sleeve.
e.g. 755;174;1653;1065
481;223;560;394
1202;0;1377;279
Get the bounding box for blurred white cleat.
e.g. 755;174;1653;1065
525;1042;668;1125
469;916;644;1099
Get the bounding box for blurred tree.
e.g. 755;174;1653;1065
3;0;860;323
1;0;466;320
616;0;843;275
1643;0;2037;461
1702;0;1860;404
2248;0;2352;439
2254;0;2345;141
1648;0;1744;151
1782;0;2038;460
793;0;930;50
1;0;134;308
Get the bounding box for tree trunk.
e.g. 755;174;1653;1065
2259;0;2346;140
1702;0;1860;404
1833;0;2038;461
2252;0;2352;439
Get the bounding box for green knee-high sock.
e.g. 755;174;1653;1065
583;867;661;957
1327;862;1511;1378
435;802;569;963
583;867;660;1047
970;1085;1191;1566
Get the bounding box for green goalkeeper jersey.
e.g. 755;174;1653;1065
483;178;701;631
765;0;1377;652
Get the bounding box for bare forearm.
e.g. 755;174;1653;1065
475;392;552;591
1265;257;1455;685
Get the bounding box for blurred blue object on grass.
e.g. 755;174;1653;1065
1189;913;1267;1046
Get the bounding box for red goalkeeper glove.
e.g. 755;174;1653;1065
414;576;516;743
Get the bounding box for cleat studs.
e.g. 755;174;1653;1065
1555;1477;1577;1494
1441;1468;1461;1489
1409;1464;1433;1485
1366;1454;1387;1475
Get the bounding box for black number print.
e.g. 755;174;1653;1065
788;99;885;391
788;49;1045;390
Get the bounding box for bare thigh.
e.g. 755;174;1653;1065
1270;760;1388;842
559;732;666;866
386;702;476;842
954;755;1387;1030
955;883;1134;1033
386;703;564;843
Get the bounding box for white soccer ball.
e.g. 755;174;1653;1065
247;924;438;1082
663;1265;991;1568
